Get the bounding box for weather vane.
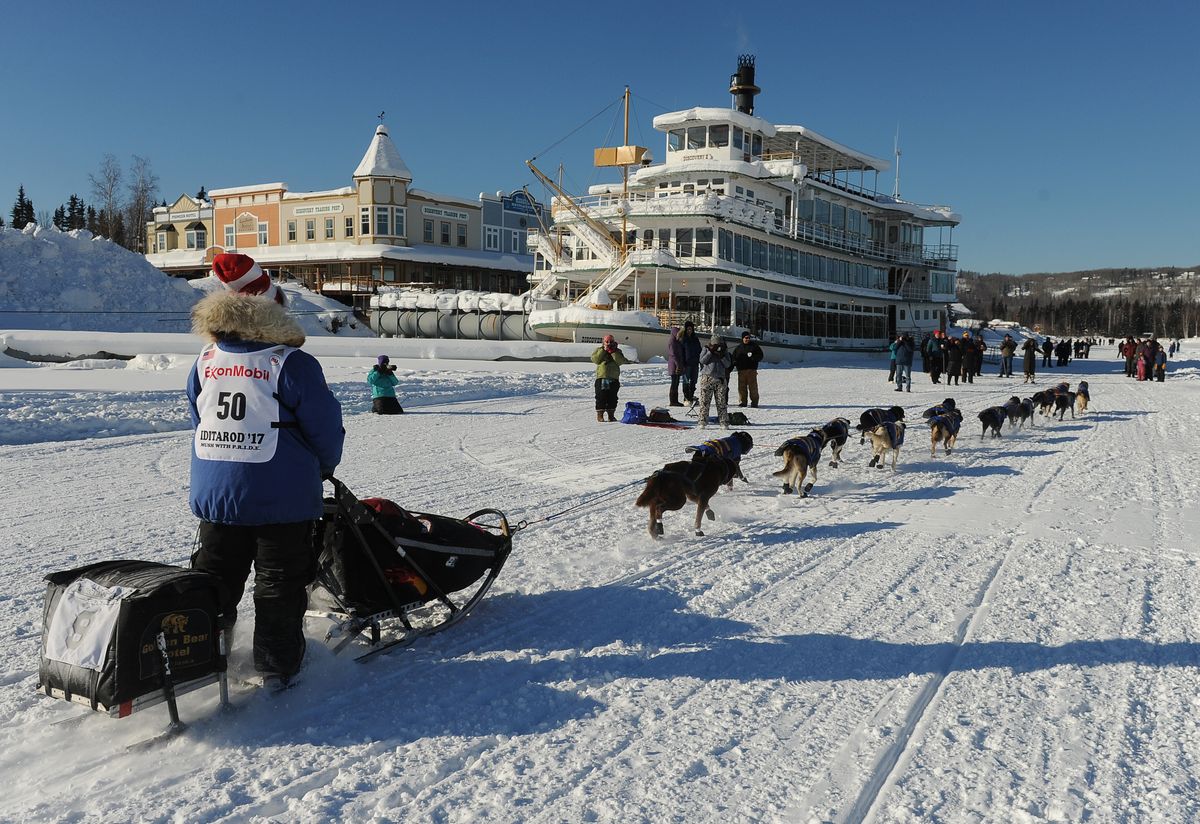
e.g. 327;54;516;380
377;111;385;124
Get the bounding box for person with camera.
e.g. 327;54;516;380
697;334;733;429
368;355;404;414
591;334;629;422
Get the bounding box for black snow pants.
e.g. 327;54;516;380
193;520;315;677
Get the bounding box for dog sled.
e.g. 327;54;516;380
306;477;514;662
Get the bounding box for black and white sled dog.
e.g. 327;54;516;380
867;421;906;470
1031;389;1054;417
773;431;825;496
816;416;851;467
856;405;905;445
929;409;963;457
978;406;1007;438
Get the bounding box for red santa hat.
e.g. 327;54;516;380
211;253;284;304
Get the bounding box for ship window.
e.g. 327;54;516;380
709;125;729;147
695;228;713;257
658;182;668;188
683;184;695;196
815;199;830;225
746;189;755;200
697;179;708;187
712;178;724;186
751;134;763;158
686;126;706;149
735;186;744;197
753;289;768;299
676;228;693;257
831;204;845;230
732;128;743;150
736;285;750;295
658;228;670;249
899;309;907;320
668;130;684;151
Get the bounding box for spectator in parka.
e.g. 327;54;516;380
927;330;946;384
1022;338;1038;383
697;335;733;429
367;355;403;414
678;321;702;404
1155;346;1167;382
667;326;686;407
946;338;962;386
188;253;345;690
591;334;629;422
893;334;915;392
887;335;899;383
999;334;1017;378
731;330;764;408
960;332;977;384
1042;337;1054;368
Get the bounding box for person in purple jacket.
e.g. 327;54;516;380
667;326;686;407
187;254;344;689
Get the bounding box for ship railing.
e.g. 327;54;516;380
894;283;932;301
922;244;958;263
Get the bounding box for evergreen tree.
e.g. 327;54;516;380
10;185;34;229
86;206;99;234
111;211;127;247
0;214;5;229
53;205;66;230
66;195;86;230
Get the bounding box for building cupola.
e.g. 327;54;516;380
354;123;413;181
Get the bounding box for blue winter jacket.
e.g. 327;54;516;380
187;292;344;526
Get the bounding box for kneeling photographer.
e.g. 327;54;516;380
368;355;404;414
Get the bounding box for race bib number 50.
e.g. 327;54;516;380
193;346;294;464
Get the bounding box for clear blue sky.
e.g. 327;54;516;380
2;0;1196;275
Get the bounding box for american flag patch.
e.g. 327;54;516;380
202;348;215;361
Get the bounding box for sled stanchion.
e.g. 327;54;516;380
217;623;230;709
155;632;185;732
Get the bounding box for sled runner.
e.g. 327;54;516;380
306;477;513;662
38;560;230;732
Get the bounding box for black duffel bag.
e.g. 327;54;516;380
39;560;228;715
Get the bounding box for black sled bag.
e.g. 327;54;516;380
316;497;508;616
38;560;227;715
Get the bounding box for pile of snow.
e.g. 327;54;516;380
372;288;531;313
189;275;373;338
529;305;663;329
0;225;199;333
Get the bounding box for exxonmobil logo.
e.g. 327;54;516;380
204;364;270;381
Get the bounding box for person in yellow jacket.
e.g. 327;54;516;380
590;334;629;422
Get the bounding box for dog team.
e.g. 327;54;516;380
636;380;1092;538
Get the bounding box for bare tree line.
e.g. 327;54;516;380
7;154;159;254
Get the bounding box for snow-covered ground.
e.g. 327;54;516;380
1;337;1199;823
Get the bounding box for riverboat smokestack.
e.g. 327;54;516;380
729;55;761;115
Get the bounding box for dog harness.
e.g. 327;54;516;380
779;433;823;462
928;414;960;436
688;435;745;462
1076;382;1090;401
881;421;905;447
923;404;952;419
822;419;849;443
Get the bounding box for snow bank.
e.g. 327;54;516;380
0;329;617;363
0;225;199;333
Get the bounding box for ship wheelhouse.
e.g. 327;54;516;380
527;60;960;361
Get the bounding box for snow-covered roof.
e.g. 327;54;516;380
354;124;413;180
146;242;532;273
209;183;287;197
654;107;777;138
282;187;354;200
870;193;960;226
408;189;480;210
771;125;889;173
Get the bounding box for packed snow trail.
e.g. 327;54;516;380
1;352;1198;822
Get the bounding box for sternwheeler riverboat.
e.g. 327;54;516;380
524;56;960;362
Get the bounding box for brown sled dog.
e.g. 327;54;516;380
929;409;963;457
867;421;906;470
636;432;753;538
772;431;825;497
